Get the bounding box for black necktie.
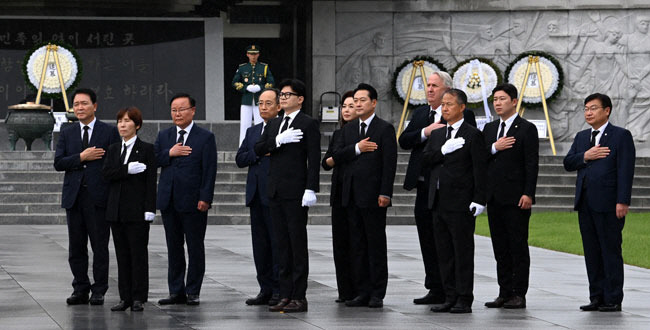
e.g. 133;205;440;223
590;130;599;148
120;144;127;164
360;122;367;139
429;110;435;124
280;116;290;133
82;126;89;149
498;122;506;139
177;130;186;145
446;126;454;140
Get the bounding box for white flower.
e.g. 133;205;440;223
453;61;498;104
507;56;560;104
395;61;442;105
26;45;79;94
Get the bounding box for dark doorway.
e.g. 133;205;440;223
222;1;311;120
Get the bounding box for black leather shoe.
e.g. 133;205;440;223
158;294;187;305
345;296;369;307
66;292;89;305
503;296;526;309
335;297;346;303
269;298;290;312
246;292;272;305
413;291;446;305
580;297;603;311
268;293;280;306
450;302;472;313
89;293;104;305
485;296;508;308
186;294;200;305
368;297;383;308
111;301;131;311
283;299;308;313
131;301;144;312
598;303;622;312
430;301;454;312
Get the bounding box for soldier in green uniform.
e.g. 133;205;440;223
232;45;275;146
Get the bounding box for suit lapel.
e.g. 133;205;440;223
127;137;141;163
89;120;102;147
599;123;614;147
365;115;379;139
507;116;522;138
485;120;498;144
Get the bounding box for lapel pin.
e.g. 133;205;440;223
136;150;139;153
604;133;608;136
514;125;518;128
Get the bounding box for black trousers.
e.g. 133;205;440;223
110;221;150;302
487;202;531;298
65;186;110;295
578;192;625;304
331;205;355;300
414;181;444;296
161;205;207;296
433;210;475;305
269;198;309;300
348;204;388;299
249;194;279;295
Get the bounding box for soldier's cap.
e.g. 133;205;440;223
246;45;260;54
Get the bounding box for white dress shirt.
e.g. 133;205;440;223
591;121;609;146
421;105;442;142
446;118;464;139
491;113;518;154
355;113;376;155
120;136;137;165
79;117;97;142
176;121;194;146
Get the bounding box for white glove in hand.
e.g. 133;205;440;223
144;212;155;222
469;202;485;217
246;84;261;93
275;127;303;146
127;161;147;174
441;137;465;155
301;189;317;207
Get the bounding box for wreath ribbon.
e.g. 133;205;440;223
464;59;491;120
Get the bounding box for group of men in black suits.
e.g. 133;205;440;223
55;79;635;315
56;89;217;308
401;73;540;313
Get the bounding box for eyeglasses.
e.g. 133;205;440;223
279;92;298;99
583;106;603;113
171;106;193;114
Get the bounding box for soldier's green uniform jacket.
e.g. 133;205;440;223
232;62;275;106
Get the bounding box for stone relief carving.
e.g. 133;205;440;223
329;9;650;142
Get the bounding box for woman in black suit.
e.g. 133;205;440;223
102;106;157;312
321;91;358;302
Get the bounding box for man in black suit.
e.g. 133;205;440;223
54;88;120;305
422;88;487;314
154;93;217;306
333;83;397;309
564;93;635;312
254;78;320;313
399;71;476;305
236;88;281;306
483;83;539;309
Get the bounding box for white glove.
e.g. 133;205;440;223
127;161;147;174
301;189;317;207
441;137;465;155
246;84;261;93
469;202;485;217
275;127;303;146
144;212;155;222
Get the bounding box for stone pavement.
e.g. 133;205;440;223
0;225;649;330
